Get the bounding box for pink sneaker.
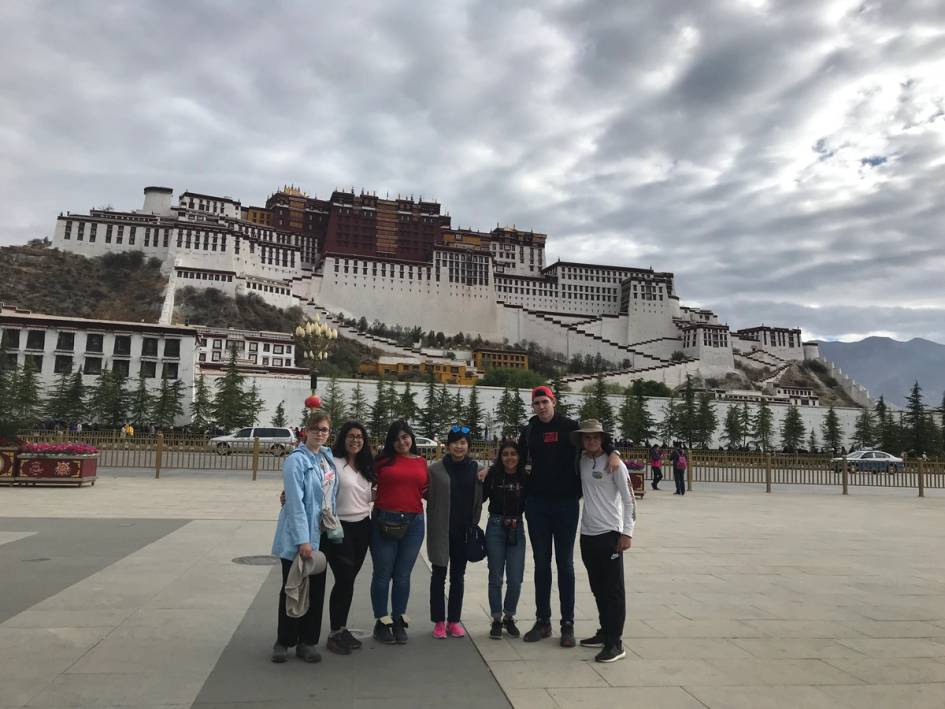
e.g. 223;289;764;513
447;622;465;638
433;621;447;639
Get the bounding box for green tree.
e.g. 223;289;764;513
808;426;818;453
44;371;74;423
873;396;896;452
323;377;347;426
191;375;214;432
396;381;418;423
11;359;42;427
127;378;152;428
677;376;698;446
480;367;545;389
497;387;527;438
271;401;287;427
418;374;440;438
465;385;483;439
903;381;926;454
451;390;465;424
347;382;369;423
694;391;718;448
780;405;805;453
62;371;86;426
658;395;679;442
821;405;843;453
0;365;14;425
752;399;774;451
852;408;875;450
578;375;615;433
152;377;184;430
550;375;572;419
721;405;742;448
86;368;128;428
242;382;265;427
369;377;392;438
212;351;248;431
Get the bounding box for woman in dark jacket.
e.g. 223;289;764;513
426;424;482;639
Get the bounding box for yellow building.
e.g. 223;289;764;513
358;356;479;385
473;347;529;370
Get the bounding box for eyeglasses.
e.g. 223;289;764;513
310;426;330;434
450;425;470;434
345;434;364;441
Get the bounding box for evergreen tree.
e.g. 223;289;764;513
242;382;265;426
465;385;483;439
618;388;638;443
271;401;287;427
658;395;679;442
821;405;843;453
369;377;391;438
695;391;718;448
903;381;926;454
852;408;875;450
434;383;452;434
739;403;751;446
127;378;152;428
347;382;369;423
752;399;774;451
396;381;418;423
496;387;526;438
44;371;73;423
86;368;128;428
323;377;347;426
808;426;818;453
722;405;743;449
418;373;439;438
452;389;465;424
213;351;247;432
0;365;13;424
678;376;698;446
550;375;571;419
11;359;42;427
874;396;896;452
152;377;184;430
191;374;214;432
780;405;805;453
578;375;615;433
63;371;86;427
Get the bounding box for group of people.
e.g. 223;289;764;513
270;385;637;665
648;441;689;495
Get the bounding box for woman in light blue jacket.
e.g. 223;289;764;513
271;410;339;664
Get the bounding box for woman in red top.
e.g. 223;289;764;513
369;419;429;645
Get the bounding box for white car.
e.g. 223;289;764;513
831;450;904;474
414;436;441;455
211;427;298;455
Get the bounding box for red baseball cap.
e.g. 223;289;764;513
531;385;556;402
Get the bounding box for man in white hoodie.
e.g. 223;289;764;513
571;419;636;663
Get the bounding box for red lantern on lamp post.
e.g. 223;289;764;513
304;394;322;410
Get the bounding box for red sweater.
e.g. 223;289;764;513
375;455;428;513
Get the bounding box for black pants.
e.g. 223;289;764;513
430;532;468;623
651;466;662;489
674;467;686;494
580;531;626;648
277;558;324;647
323;517;372;631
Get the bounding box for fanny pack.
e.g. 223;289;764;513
373;510;416;540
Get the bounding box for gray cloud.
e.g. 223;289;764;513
1;0;943;342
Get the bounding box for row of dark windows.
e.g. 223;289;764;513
1;328;180;358
0;352;178;379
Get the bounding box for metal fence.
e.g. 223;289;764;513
16;432;944;495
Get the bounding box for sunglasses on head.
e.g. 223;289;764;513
450;424;470;434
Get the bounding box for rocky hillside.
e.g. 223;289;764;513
0;242;166;322
172;286;307;332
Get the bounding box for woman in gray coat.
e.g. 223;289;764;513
426;425;483;638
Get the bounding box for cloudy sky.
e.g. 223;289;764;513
1;0;943;343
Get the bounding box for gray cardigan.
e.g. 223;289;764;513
426;457;483;567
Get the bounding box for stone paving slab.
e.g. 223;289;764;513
1;472;945;708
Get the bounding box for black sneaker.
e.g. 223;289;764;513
271;643;288;663
295;643;322;663
373;619;396;645
490;620;503;639
392;615;409;644
560;622;576;648
580;629;606;648
325;634;350;655
503;617;520;638
595;644;626;663
339;628;362;650
522;621;552;642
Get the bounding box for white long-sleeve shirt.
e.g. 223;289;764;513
579;453;636;537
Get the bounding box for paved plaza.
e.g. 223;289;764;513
1;472;944;708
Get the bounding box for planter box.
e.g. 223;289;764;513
629;472;645;499
0;447;16;480
12;453;98;487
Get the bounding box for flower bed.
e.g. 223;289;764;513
3;442;99;487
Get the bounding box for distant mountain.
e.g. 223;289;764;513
817;337;945;408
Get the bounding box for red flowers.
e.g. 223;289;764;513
19;443;99;455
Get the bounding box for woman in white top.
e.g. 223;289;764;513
321;420;376;655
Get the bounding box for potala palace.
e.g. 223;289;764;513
49;184;870;404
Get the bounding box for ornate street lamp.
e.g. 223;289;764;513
294;314;338;396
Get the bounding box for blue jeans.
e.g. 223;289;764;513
525;496;579;624
369;511;425;619
485;514;526;619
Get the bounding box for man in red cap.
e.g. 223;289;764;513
518;385;621;647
